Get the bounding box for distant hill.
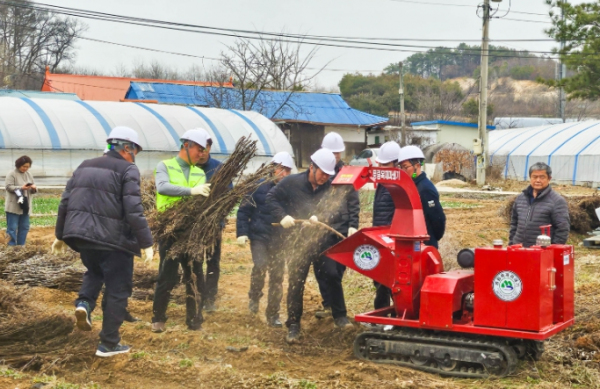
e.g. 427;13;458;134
384;44;556;82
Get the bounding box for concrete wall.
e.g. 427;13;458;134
437;125;478;150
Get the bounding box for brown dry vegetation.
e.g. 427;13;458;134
2;187;600;388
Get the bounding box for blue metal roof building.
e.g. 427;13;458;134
125;82;388;127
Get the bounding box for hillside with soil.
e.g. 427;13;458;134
1;188;600;388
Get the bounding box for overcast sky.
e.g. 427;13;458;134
42;0;586;91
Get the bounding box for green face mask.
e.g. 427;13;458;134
411;161;424;179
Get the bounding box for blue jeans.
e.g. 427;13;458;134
6;212;30;246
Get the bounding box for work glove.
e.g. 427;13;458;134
190;183;211;197
348;227;358;237
280;215;296;229
302;215;319;227
141;246;155;263
237;236;249;246
51;239;65;254
17;196;24;204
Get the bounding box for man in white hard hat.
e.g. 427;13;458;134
195;133;231;312
374;145;446;311
313;132;359;320
52;126;154;357
398;145;445;245
151;129;212;333
371;141;402;310
236;151;294;327
267;148;353;344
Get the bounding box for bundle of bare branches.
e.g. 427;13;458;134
0;280;96;370
151;137;274;262
0;245;77;274
2;255;158;292
140;177;156;215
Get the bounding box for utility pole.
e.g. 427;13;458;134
558;2;566;122
476;0;490;186
399;61;406;146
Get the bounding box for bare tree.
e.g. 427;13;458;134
0;0;86;89
130;59;183;80
206;34;328;119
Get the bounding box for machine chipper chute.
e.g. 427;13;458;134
324;166;574;378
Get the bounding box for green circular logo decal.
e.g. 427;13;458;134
492;271;523;302
353;244;381;270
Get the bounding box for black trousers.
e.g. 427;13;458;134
152;241;204;329
76;249;133;348
286;235;347;327
374;282;392;310
313;257;346;309
204;234;222;304
248;239;284;319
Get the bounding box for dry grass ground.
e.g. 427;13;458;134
1;187;600;388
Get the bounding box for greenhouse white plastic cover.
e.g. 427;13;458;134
0;97;294;179
489;120;600;185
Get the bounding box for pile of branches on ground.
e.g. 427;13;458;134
1;246;158;294
0;245;77;273
500;194;600;233
0;280;96;370
150;137;274;262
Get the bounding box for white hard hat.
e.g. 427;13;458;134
271;151;294;169
321;132;345;152
107;126;142;151
375;141;401;164
180;128;210;148
310;148;336;175
398;145;425;163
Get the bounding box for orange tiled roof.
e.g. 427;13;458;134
41;67;233;101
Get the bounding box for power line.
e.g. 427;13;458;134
80;36;385;72
4;1;593;64
2;1;555;52
0;1;565;59
389;0;550;17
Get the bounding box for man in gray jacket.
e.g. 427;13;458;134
509;162;570;247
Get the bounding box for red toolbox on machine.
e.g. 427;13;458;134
474;244;573;332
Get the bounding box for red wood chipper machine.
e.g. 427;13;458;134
324;166;574;378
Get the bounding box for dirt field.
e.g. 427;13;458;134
2;188;600;389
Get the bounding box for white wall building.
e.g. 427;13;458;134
411;120;496;150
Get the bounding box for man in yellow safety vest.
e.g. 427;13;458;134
151;129;212;332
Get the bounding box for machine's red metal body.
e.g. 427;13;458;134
325;166;574;341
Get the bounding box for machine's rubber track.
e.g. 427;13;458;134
354;328;519;378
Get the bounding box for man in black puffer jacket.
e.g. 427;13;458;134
509;162;570;247
313;132;360;319
267;149;353;344
53;127;153;358
237;152;294;327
